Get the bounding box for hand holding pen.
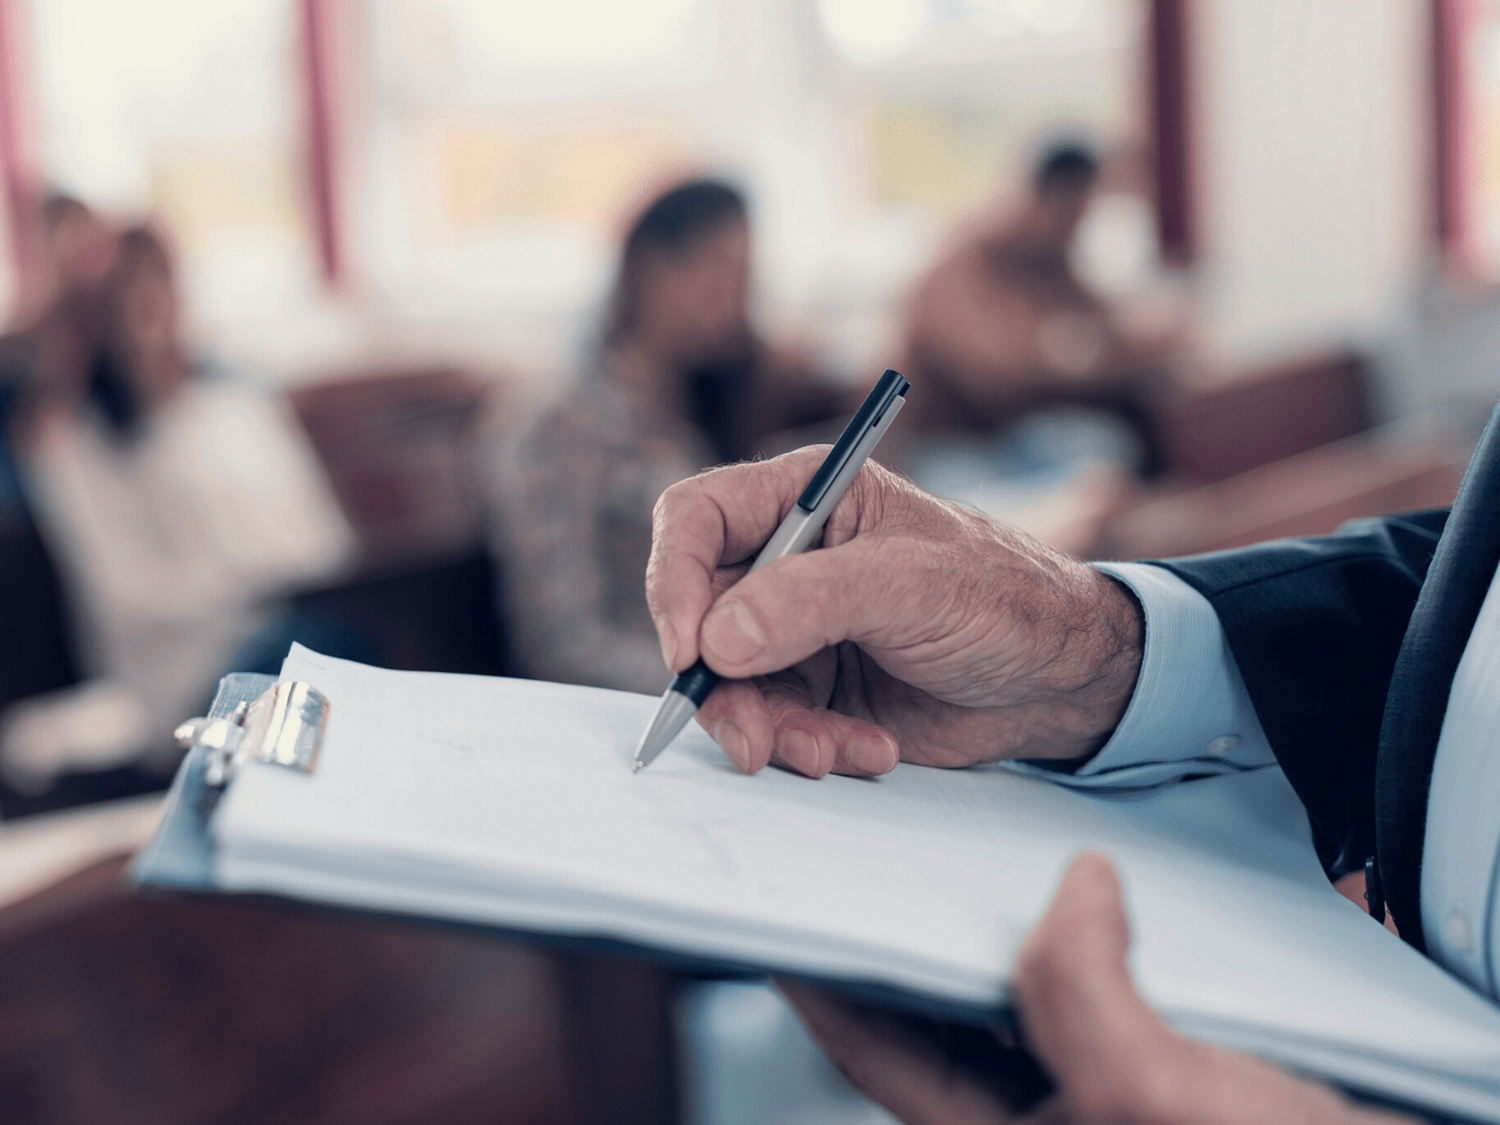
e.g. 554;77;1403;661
639;371;1144;778
634;369;908;770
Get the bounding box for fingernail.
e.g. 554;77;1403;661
848;732;898;775
778;729;821;776
656;622;680;672
712;720;750;771
703;600;765;666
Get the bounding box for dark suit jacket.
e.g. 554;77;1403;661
1150;406;1500;951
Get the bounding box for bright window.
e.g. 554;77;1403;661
354;0;1145;374
29;0;314;342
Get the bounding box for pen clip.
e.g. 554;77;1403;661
797;369;909;512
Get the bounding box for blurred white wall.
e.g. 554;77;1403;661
1191;0;1427;373
1187;0;1500;427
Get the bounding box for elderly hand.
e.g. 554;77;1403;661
780;854;1417;1125
644;447;1142;778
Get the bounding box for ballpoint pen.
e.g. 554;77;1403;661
633;368;910;772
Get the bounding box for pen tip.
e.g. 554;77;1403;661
632;758;643;773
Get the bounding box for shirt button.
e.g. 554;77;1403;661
1446;910;1474;953
1207;735;1241;757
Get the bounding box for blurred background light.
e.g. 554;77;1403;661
34;0;295;213
435;0;702;76
816;0;932;64
969;0;1092;38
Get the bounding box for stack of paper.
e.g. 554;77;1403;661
149;647;1500;1121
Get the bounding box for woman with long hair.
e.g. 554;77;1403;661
496;178;842;694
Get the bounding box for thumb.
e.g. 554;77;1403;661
697;536;912;680
1011;854;1167;1096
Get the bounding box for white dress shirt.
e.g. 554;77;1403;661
1421;557;1500;999
1002;561;1277;792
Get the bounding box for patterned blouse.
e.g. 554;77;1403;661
492;366;714;695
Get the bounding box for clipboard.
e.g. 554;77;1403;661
129;650;1500;1124
130;674;324;892
128;670;979;1016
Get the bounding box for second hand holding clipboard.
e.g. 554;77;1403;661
633;368;910;772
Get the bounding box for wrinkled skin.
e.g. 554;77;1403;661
644;449;1417;1124
645;447;1142;778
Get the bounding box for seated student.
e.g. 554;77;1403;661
895;144;1176;557
1;225;353;795
901;142;1166;458
1;195;119;453
639;403;1500;1120
494;177;843;695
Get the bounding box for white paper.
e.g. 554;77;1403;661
208;647;1500;1120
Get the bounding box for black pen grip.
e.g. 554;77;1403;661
668;659;721;707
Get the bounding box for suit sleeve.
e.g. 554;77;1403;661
1154;510;1448;877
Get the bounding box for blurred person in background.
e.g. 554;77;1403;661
0;195;117;518
38;193;117;295
0;223;355;796
897;142;1172;557
494;177;844;695
26;193;118;397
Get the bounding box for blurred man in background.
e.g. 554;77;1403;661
902;143;1162;453
897;143;1173;558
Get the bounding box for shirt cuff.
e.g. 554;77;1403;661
1003;561;1275;791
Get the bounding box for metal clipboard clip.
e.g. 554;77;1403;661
174;681;330;788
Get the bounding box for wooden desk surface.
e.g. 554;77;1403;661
0;818;678;1124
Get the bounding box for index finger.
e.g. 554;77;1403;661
646;447;832;673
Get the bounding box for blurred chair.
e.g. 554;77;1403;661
1098;350;1467;560
0;343;81;720
1;364;175;820
1154;350;1371;484
0;854;575;1125
1100;429;1467;559
0;834;680;1125
289;366;492;569
287;366;509;677
0;514;81;721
